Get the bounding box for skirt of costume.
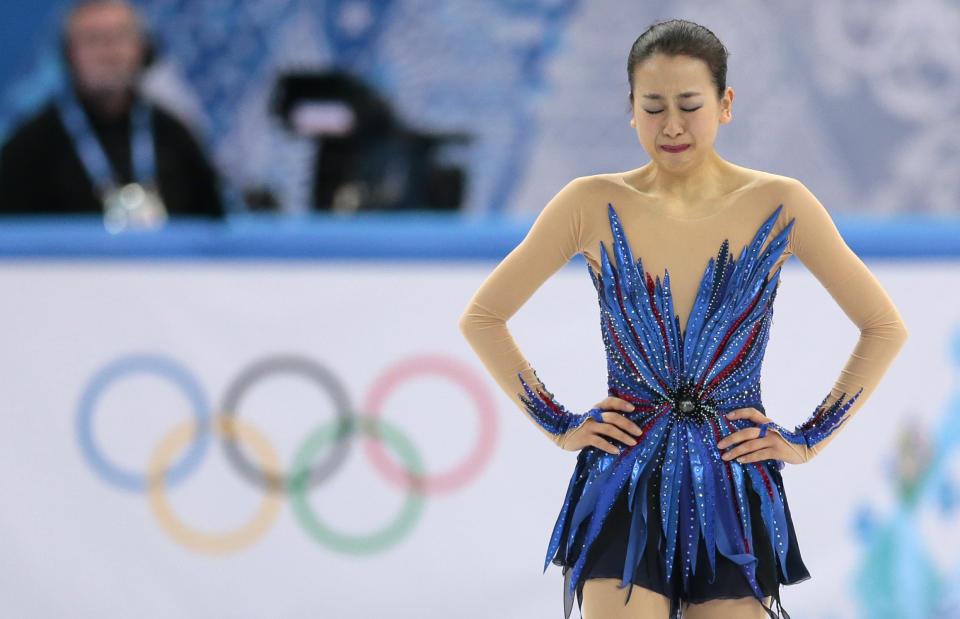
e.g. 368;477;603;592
551;444;810;619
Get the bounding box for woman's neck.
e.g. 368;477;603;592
637;150;737;205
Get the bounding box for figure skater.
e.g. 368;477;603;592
459;18;908;619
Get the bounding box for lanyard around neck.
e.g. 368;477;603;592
56;91;157;194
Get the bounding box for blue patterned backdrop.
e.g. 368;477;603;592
0;0;582;214
851;327;960;617
2;1;958;216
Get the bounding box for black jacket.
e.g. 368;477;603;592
0;97;224;217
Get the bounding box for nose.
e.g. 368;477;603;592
662;109;684;139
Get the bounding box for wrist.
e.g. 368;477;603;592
517;372;597;439
769;388;864;459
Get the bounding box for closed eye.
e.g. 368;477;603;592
643;106;702;114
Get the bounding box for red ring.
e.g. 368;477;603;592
362;354;498;494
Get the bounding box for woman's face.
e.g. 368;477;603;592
629;53;733;172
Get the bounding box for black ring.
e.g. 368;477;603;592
219;355;354;492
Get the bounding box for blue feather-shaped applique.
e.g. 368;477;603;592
769;387;864;449
517;369;596;436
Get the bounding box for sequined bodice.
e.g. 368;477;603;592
588;202;792;424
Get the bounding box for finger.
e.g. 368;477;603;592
736;447;780;464
721;436;774;461
592;423;638;446
724;408;770;424
602;412;644;436
590;435;620;455
596;397;636;413
716;427;763;450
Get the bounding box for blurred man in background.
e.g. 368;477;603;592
0;0;224;221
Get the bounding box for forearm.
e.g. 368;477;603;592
776;178;911;463
459;301;582;448
771;296;909;463
457;177;590;448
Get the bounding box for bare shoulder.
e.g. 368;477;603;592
565;172;622;193
543;172;622;213
533;174;606;222
732;168;825;212
747;170;814;200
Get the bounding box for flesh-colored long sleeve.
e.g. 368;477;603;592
773;178;909;462
458;178;588;448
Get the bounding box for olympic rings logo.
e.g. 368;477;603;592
76;352;499;555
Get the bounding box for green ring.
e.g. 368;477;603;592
288;416;425;555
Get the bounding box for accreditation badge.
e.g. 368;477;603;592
103;183;169;233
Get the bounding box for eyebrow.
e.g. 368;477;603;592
641;91;702;100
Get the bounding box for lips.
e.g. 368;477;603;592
661;144;690;153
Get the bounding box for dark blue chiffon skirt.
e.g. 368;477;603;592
554;460;811;618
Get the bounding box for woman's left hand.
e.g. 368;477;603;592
716;407;810;465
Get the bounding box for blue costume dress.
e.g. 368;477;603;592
459;174;907;619
517;204;861;618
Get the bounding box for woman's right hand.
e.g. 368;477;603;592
559;397;644;454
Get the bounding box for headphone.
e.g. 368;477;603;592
59;0;159;75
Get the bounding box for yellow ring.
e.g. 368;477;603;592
146;416;284;554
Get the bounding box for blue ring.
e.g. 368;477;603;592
587;408;605;423
76;353;211;492
756;422;771;438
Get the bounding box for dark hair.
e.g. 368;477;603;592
627;19;729;104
